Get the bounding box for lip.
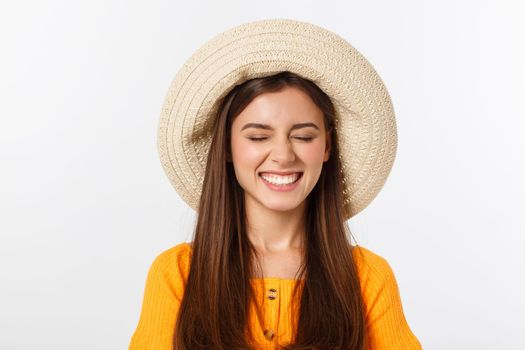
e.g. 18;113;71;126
259;172;303;192
258;171;303;176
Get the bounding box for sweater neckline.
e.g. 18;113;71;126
249;277;304;283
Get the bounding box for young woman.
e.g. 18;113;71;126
129;19;422;350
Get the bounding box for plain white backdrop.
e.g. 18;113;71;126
1;0;524;349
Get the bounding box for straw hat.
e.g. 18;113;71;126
157;18;397;220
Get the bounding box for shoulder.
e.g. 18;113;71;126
144;242;193;298
351;245;401;307
149;241;192;278
129;242;193;348
351;246;422;349
351;245;394;280
153;241;192;264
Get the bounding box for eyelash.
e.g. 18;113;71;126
248;137;314;142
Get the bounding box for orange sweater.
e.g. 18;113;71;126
129;242;422;349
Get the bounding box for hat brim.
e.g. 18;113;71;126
158;18;397;220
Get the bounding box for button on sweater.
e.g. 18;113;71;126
129;242;422;349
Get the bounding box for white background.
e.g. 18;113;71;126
1;0;524;349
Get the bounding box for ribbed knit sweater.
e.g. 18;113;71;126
129;242;422;349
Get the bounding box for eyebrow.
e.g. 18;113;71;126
240;122;320;131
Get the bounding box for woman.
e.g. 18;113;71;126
130;19;422;350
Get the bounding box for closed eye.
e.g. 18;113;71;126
247;137;314;142
294;137;314;142
248;137;268;142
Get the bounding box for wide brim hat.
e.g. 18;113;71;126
158;18;397;220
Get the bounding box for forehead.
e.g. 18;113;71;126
233;86;324;127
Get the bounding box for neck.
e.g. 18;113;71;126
244;197;307;254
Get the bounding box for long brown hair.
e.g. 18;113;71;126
173;71;366;349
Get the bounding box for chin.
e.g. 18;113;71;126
261;200;304;213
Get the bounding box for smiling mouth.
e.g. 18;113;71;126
258;172;303;186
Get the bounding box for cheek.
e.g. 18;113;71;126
231;139;265;168
299;141;327;164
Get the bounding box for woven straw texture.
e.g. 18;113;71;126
157;18;397;220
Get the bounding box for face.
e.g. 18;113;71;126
229;85;331;215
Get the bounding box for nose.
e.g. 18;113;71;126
270;135;296;164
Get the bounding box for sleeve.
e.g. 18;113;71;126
128;243;190;350
357;248;423;350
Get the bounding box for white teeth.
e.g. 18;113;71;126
260;173;300;186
